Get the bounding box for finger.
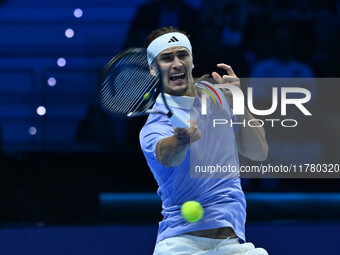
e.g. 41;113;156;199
188;120;198;127
189;122;197;129
221;75;239;83
180;128;191;135
211;71;223;84
188;128;200;138
175;125;188;131
174;127;187;135
217;63;236;77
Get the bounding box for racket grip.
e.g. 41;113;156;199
169;114;190;128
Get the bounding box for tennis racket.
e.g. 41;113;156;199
98;48;190;128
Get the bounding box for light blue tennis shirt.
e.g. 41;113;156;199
139;83;246;244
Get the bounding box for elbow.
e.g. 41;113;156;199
156;151;186;167
252;143;268;161
157;153;186;167
242;143;268;162
160;161;181;168
262;142;269;160
255;151;268;162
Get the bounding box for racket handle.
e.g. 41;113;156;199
169;114;190;128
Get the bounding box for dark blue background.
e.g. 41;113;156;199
0;0;339;254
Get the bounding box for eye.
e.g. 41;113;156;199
178;52;189;59
160;55;174;62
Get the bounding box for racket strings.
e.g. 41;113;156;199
126;75;157;114
103;58;151;115
112;69;144;113
100;51;159;116
101;55;142;114
105;69;154;114
116;66;152;113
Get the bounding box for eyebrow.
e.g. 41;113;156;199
159;50;189;58
159;52;173;58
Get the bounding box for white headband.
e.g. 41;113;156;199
146;32;192;66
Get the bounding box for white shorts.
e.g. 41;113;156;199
153;234;268;255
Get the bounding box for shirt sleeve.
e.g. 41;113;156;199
140;113;174;160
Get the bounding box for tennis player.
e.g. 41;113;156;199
140;27;269;255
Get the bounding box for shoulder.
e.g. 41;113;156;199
139;110;175;159
196;81;227;102
140;105;174;147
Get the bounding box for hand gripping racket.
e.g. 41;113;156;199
98;48;190;128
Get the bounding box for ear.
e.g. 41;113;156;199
150;66;156;76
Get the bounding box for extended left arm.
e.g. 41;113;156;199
212;64;268;161
233;105;268;161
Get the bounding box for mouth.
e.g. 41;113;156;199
169;72;186;84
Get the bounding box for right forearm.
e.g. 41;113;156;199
156;121;201;167
156;136;189;167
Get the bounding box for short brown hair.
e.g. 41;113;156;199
144;26;190;48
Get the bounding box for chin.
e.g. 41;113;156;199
170;85;189;96
164;81;187;94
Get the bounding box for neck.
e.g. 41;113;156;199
183;83;197;97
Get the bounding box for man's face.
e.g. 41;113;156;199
154;46;194;96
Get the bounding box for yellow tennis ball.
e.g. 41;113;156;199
181;201;204;223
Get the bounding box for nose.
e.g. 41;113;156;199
172;56;182;70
